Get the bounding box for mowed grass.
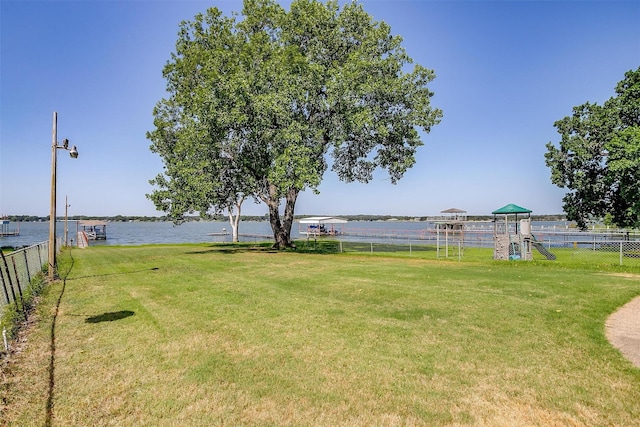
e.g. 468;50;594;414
2;244;640;426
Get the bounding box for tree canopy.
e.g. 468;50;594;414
545;67;640;230
147;0;442;247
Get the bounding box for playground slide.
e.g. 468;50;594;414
531;239;556;260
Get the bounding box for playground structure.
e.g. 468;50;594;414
492;204;532;260
492;204;556;261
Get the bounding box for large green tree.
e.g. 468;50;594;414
545;67;640;230
148;0;442;248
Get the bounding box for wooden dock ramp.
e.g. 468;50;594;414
77;231;89;248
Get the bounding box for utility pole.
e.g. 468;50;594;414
48;112;79;280
48;112;58;280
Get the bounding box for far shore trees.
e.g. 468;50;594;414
545;67;639;230
147;0;442;248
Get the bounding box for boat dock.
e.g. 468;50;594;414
79;220;107;240
0;220;19;236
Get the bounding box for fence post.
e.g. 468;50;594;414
10;257;26;318
0;264;10;305
370;242;373;253
620;241;623;266
23;250;31;284
0;252;17;305
37;243;43;270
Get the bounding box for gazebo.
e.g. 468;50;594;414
491;204;532;260
434;208;466;258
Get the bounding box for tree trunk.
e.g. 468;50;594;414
227;201;242;243
281;187;298;247
266;185;299;249
268;202;288;249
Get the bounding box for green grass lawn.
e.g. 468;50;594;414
2;243;640;426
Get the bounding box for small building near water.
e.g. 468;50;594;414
433;208;466;258
0;219;20;237
79;220;107;240
298;216;347;237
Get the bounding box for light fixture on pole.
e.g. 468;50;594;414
48;112;79;280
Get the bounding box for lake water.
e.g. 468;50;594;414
1;219;581;249
1;221;269;248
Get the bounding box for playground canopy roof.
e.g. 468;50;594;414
491;204;532;215
298;216;347;224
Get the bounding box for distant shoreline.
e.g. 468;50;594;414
3;214;568;223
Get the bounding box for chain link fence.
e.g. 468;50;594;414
299;235;640;267
0;241;50;313
539;239;640;267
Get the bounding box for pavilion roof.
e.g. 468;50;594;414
441;208;466;214
298;216;348;224
491;204;532;215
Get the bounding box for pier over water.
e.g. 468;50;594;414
0;219;20;237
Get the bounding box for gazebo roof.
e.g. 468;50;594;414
441;208;466;214
491;204;532;215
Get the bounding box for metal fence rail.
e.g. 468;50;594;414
329;236;640;267
546;239;640;266
0;241;50;312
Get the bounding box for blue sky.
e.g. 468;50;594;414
1;0;638;218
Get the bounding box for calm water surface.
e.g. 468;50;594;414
1;221;269;248
1;220;573;249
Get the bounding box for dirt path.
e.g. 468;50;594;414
605;296;640;368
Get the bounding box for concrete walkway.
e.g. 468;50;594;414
606;296;640;368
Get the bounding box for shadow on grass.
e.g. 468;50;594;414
85;310;135;324
185;243;279;255
67;267;160;280
184;241;349;255
46;252;152;425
